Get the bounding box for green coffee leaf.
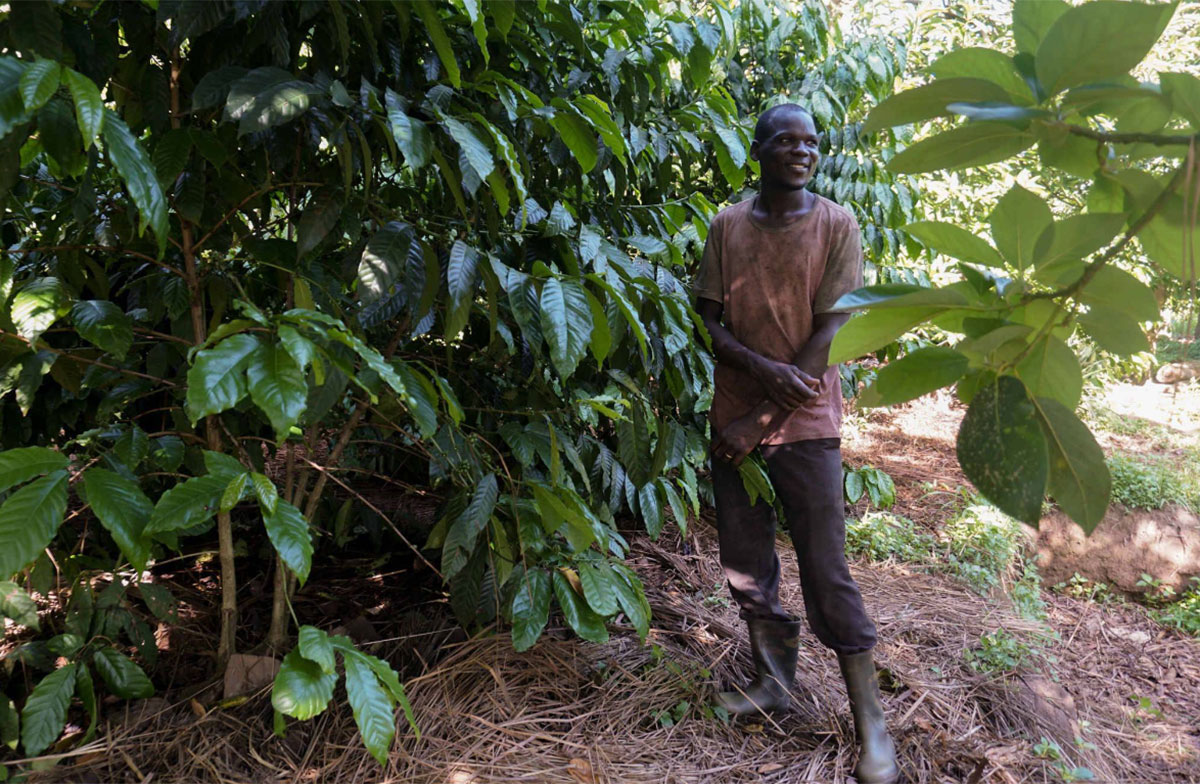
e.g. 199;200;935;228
342;649;396;766
93;648;154;699
247;342;308;436
1036;1;1177;96
956;376;1048;524
186;333;262;423
102;113;168;255
296;190;343;259
263;499;313;584
549;102;598;173
578;561;620;617
441;473;499;579
19;59;60;113
540;277;593;379
144;474;227;534
83;469;153;572
510;568;551;652
273;649;336;720
903;221;1005;268
442;116;494;181
20;664;76;756
552;570;608;643
11;276;67;343
358;221;413;303
412;0;461;88
1033;396;1110;532
1015;336;1082;410
609;564;650;642
0;447;68;495
0;470;68;579
0;581;39;629
71;300;134;359
989;184;1053;271
297;625;336;674
860;347;969;407
385;89;431;169
62;69;103;148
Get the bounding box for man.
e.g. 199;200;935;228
692;103;899;784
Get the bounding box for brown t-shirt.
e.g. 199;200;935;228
693;195;864;445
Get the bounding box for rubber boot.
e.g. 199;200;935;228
838;651;899;784
715;617;802;715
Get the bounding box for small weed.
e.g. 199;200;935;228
700;579;732;609
1128;693;1164;726
844;464;896;509
942;503;1022;594
964;628;1033;673
1107;453;1200;514
845;511;937;562
1149;577;1200;636
1032;737;1096;782
642;644;725;727
1054;573;1118;605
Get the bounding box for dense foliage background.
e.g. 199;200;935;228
0;0;911;764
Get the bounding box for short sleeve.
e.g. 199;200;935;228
813;211;864;314
692;216;724;304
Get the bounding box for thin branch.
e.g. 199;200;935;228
3;245;185;278
0;331;179;387
191;181;324;252
1056;122;1196;147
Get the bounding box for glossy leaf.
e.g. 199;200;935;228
903;221;1005;268
0;447;68;495
510;568;552;652
859;347;969;407
247;343;308;436
549;104;598;173
0;581;39;629
887;122;1034;174
297;625;336;674
578;561;620;617
11;277;67;343
93;648;154;699
20;664;76;756
1033;395;1111;533
102;113;168;255
264;499;313;585
343;649;396;766
62;69;104;148
144;474;227;534
539;277;593;379
552;570;608;643
71;300;134;360
186;333;262;424
83;469;153;572
273;649;336;720
0;470;68;578
19;59;60;113
956;376;1048;524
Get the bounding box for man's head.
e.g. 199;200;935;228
750;104;820;192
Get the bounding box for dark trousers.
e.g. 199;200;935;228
712;438;877;655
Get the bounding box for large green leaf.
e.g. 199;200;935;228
442;116;494;181
887;122;1034;174
1078;305;1149;356
609;564;650;642
0;447;68;495
144;474;227;535
185;333;262;423
1079;266;1160;323
510;568;551;652
93;648;154;699
442;473;499;579
83;469;152;572
247;342;308;436
956;376;1048;524
0;470;68;579
102;113;168;255
549;102;598;173
1012;0;1069;54
903;221;1005;268
0;58;28;140
926;49;1031;103
412;0;461;87
1161;72;1200;128
272;649;336;720
342;649;396;766
296;190;343;259
71;300;134;359
1036;1;1177;96
830;306;947;363
989;184;1053;271
358;221;413;303
578;561;620;617
297;625;336;674
62;69;103;148
263;499;313;584
859;347;969;407
1033;213;1126;270
447;240;481;306
11;276;67;343
0;581;39;629
385;88;432;169
552;570;608;643
1015;336;1082;410
20;664;76;756
863;79;1014;133
1033;396;1110;533
223;67;320;135
19;59;60;113
539;277;593;379
39;96;85;176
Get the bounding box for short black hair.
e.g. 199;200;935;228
753;103;815;143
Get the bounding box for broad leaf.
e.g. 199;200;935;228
549;103;598;173
0;581;39;629
358;221;413;303
223;67;320;135
442;473;499;579
539;277;593;379
342;649;396;766
19;59;60;113
385;88;431;169
887;122;1034;174
71;300;134;359
1015;336;1082;410
247;343;308;436
447;240;481;306
62;69;103;147
264;499;313;584
0;447;68;495
186;333;262;423
1161;72;1200;128
578;561;620;617
1036;1;1177;96
272;649;336;720
1079;266;1160;323
609;564;650;642
863;79;1014;133
11;276;67;343
830;306;948;363
1078;306;1149;356
0;470;68;578
20;664;76;756
510;568;551;652
1033;212;1126;270
552;570;608;643
102;113;168;255
956;376;1048;524
144;474;227;534
989;184;1053;271
297;625;336;674
83;469;153;572
412;0;461;87
1033;396;1111;533
1012;0;1069;54
442;116;494;181
926;48;1032;103
859;347;969;407
93;648;154;699
903;221;1005;268
251;472;279;516
296;191;343;259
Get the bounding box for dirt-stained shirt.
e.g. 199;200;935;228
692;195;864;445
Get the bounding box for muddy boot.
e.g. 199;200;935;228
838;651;899;784
715;617;802;716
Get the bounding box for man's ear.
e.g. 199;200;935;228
749;139;760;162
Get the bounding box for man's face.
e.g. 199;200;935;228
750;112;821;191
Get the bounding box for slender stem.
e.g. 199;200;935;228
1055;121;1196;147
3;244;185;278
0;332;179;386
191;181;324;252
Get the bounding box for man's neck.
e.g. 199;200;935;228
753;187;816;224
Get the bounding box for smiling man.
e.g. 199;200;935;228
693;104;898;784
